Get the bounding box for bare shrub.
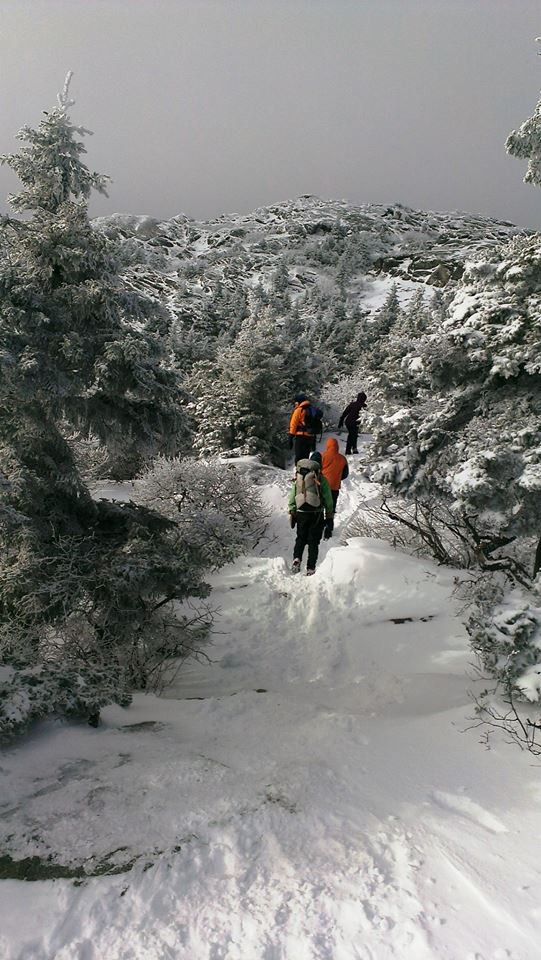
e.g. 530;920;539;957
136;455;268;569
343;495;470;566
345;495;534;586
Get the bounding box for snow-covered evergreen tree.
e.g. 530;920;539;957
372;235;541;578
271;257;291;299
506;42;541;188
373;284;401;338
468;578;541;704
315;304;359;373
335;233;373;290
357;284;404;374
189;312;287;464
404;288;429;334
280;305;329;401
2;73;109;213
0;78;206;733
0;74;185;474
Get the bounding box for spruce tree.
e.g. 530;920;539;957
404;288;429;334
0;77;205;729
189;312;287;464
374;284;401;337
361;285;403;370
372;235;541;578
0;73;184;474
280;305;328;400
506;44;541;188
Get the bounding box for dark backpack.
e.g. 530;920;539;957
303;404;323;438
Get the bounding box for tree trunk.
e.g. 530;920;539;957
534;535;541;579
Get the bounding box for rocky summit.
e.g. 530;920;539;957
93;197;522;317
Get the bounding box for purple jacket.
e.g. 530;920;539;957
338;392;367;430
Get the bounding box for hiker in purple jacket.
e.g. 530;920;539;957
338;391;367;454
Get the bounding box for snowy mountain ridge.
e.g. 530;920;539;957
93;196;523;307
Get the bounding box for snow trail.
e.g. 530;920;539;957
2;439;541;959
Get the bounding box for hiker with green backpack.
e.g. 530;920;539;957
288;451;334;576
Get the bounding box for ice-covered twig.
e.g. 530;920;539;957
57;70;75;111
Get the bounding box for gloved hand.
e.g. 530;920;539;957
289;513;297;528
288;435;294;450
323;518;334;540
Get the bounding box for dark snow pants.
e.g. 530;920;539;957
294;434;315;463
331;489;339;512
345;425;359;455
293;511;325;570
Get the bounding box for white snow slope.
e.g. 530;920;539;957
1;441;541;960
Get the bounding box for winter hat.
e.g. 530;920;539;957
309;451;322;467
294;393;308;404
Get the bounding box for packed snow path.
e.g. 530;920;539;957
2;443;541;960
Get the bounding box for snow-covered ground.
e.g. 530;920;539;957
2;440;541;960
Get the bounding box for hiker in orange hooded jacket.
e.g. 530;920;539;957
288;394;315;464
321;437;349;512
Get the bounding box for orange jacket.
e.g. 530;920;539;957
322;438;349;491
289;400;312;437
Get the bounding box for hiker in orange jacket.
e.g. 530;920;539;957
321;437;349;512
288;394;316;463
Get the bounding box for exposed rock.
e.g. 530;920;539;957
92;197;524;324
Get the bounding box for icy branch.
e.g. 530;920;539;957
57;70;75;112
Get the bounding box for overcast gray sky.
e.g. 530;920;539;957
1;0;540;227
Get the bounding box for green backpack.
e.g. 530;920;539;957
294;458;322;510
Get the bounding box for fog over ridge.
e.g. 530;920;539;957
0;0;540;228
